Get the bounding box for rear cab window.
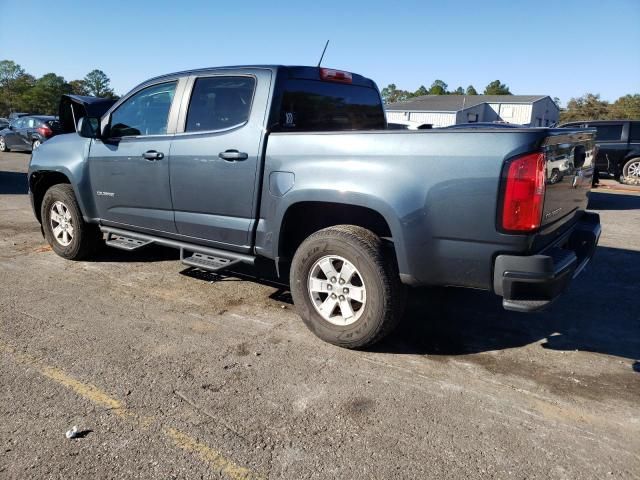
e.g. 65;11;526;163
271;70;385;132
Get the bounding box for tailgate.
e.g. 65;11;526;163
540;128;596;228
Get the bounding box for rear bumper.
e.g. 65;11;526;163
493;212;601;312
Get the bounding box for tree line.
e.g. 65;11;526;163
2;59;638;123
380;79;511;104
0;60;118;117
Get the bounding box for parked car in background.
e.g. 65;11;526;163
0;115;62;152
560;120;640;183
0;118;8;130
8;112;30;120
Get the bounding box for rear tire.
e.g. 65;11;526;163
41;184;102;260
621;158;640;184
32;139;41;150
0;136;9;152
290;225;405;348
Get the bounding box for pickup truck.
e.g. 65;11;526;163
28;65;601;348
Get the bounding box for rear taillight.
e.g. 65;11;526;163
37;125;53;137
501;152;546;232
319;68;353;83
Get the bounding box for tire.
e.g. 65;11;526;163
41;184;102;260
622;158;640;183
290;225;405;348
0;136;9;152
32;139;41;150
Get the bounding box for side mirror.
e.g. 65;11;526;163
77;116;100;138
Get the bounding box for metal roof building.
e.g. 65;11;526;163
385;94;560;128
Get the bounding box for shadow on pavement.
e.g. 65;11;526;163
588;191;640;210
374;245;640;363
0;171;28;194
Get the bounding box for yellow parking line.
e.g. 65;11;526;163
0;342;260;480
165;427;255;480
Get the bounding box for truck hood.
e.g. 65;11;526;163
59;94;116;133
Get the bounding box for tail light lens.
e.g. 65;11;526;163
319;68;353;83
501;152;546;232
36;125;53;137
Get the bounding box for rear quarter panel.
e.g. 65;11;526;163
258;129;554;289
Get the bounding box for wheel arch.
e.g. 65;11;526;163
275;196;408;274
29;170;75;223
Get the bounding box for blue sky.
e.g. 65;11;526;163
1;0;638;105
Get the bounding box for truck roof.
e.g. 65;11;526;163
139;65;378;90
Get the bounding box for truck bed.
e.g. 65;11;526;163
259;127;596;290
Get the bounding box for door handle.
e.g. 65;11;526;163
142;150;164;161
218;150;248;161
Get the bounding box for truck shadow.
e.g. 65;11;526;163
0;171;28;195
374;245;640;362
173;244;638;363
588;191;640;210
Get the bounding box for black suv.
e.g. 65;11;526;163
561;120;640;183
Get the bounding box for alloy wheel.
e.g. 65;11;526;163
307;255;367;326
50;201;74;246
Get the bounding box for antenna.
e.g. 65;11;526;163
317;40;330;67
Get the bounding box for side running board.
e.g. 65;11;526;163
100;226;255;273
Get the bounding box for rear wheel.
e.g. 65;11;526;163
622;158;640;183
41;184;102;260
0;136;9;152
290;225;405;348
32;139;41;150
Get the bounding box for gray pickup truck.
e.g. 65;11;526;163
28;65;601;348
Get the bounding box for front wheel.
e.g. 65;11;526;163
290;225;405;348
41;184;102;260
0;136;9;152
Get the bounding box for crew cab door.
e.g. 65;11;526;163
88;80;182;233
169;70;271;250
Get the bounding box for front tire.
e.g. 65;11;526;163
41;184;102;260
0;136;9;152
290;225;405;348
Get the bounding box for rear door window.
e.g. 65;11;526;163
629;122;640;143
110;81;177;137
275;79;385;131
593;124;623;141
185;76;255;132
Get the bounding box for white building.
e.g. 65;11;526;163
385;95;560;128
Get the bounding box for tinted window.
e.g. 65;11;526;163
629;122;640;143
186;76;255;132
110;81;176;137
275;79;385;131
594;124;623;141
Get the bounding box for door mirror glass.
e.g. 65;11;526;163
77;116;100;138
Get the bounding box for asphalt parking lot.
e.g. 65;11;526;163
1;150;638;479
